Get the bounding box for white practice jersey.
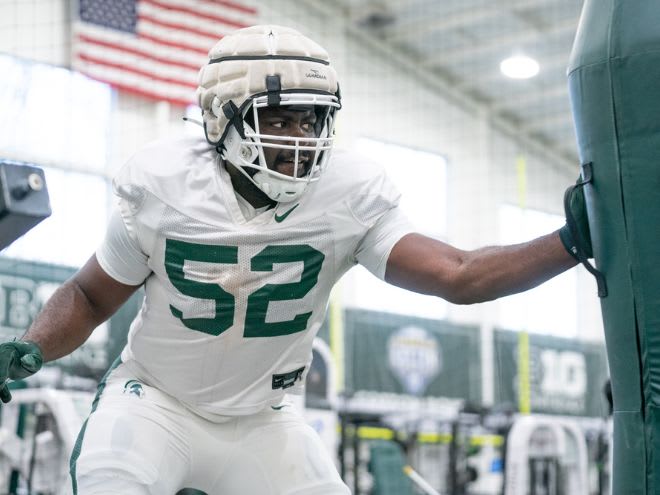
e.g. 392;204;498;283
96;136;414;419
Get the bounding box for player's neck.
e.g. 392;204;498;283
224;161;275;209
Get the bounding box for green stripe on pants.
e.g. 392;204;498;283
69;356;122;494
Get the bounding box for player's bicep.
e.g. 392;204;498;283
384;233;466;298
78;208;149;321
73;254;141;322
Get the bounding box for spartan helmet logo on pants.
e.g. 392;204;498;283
123;379;145;398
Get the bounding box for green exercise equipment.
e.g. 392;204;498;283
369;441;414;495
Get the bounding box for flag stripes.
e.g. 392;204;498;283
73;0;258;106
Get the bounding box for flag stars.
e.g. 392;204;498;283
80;0;137;33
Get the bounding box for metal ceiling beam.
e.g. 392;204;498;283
489;84;569;112
380;0;429;16
297;0;579;173
425;16;577;67
525;110;574;132
385;0;568;42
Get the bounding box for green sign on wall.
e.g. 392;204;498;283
493;329;609;417
344;309;481;403
0;256;141;380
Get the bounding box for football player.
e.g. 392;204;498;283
0;25;587;494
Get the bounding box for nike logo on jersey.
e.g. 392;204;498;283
274;203;299;223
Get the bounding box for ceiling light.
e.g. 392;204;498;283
500;55;540;79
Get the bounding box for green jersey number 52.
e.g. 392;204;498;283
165;239;325;338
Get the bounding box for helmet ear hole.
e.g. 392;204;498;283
221;126;258;166
239;143;259;163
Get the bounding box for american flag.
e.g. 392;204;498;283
72;0;258;106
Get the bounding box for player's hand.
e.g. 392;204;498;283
559;179;592;260
0;341;43;403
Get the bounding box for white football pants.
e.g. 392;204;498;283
70;364;349;495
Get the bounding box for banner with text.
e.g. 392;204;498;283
0;257;141;380
493;329;609;417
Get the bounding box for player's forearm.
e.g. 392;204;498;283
452;230;577;304
21;279;105;362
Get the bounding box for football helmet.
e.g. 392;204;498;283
197;25;342;203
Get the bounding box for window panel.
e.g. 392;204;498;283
498;204;577;337
342;138;448;319
0;54;112;172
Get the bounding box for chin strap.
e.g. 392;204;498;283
564;162;608;297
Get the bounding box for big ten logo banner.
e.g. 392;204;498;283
494;329;608;416
525;347;587;413
538;349;587;399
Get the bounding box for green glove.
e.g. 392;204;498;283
0;341;43;403
559;180;593;260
